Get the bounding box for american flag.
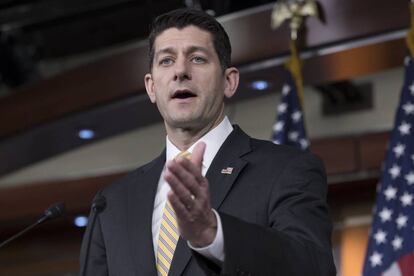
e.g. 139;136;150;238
271;70;310;150
363;55;414;276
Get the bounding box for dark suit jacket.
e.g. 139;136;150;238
80;126;336;276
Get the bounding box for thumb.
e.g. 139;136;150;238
192;142;206;169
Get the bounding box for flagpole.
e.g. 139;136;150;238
406;1;414;58
270;0;315;150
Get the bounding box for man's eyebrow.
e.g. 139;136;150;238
154;47;176;59
155;46;210;59
186;46;209;55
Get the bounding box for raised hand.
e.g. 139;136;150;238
164;142;217;247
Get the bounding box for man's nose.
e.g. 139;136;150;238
174;59;191;81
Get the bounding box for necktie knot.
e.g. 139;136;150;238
176;150;191;160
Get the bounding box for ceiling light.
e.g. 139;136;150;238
251;80;269;91
78;129;95;140
74;215;88;228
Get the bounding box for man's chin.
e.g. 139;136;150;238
171;120;198;129
167;117;204;130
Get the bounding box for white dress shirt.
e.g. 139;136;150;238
152;116;233;264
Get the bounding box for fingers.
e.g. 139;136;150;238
191;142;206;169
165;160;203;198
164;141;208;219
165;143;217;246
164;145;210;219
176;157;205;184
168;191;195;222
164;165;198;209
172;141;205;184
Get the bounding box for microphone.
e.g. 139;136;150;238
0;202;66;249
91;195;106;213
80;195;106;276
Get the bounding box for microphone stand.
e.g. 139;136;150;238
80;195;106;276
0;202;65;249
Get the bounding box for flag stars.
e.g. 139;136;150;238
389;165;401;179
299;139;309;149
378;207;393;223
274;79;308;151
282;84;291;95
288;131;299;141
393;143;405;158
273;121;284;132
370;251;383;267
402;102;414;115
291;110;302;122
278;103;288;114
398;121;411;135
404;56;411;66
400;192;413;206
405;171;414;185
373;229;387;244
391;236;403;250
383;186;397;201
409;83;414;95
396;214;408;229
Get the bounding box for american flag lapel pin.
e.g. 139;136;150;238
221;167;233;175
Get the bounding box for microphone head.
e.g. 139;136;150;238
92;195;106;213
44;202;66;219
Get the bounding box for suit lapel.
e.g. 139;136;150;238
127;151;165;276
169;126;251;276
207;126;251;210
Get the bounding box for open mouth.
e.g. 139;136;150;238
172;90;196;99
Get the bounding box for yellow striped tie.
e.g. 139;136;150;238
156;151;190;276
156;200;179;276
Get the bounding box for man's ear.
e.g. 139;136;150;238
223;67;239;99
144;73;156;103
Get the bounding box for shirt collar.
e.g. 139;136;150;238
166;116;233;170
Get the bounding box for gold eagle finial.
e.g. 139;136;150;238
271;0;319;40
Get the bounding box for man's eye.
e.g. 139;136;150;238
192;56;206;64
159;58;173;65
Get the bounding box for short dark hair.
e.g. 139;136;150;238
148;8;231;71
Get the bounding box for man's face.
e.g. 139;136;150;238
145;26;238;132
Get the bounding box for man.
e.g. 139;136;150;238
80;8;336;276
